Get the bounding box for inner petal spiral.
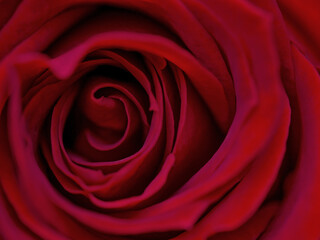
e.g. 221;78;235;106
64;74;150;163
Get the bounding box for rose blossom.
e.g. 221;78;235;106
0;0;320;239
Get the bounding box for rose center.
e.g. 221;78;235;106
63;74;149;162
79;81;128;144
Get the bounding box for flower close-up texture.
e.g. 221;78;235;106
0;0;320;239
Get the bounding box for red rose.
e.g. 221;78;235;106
0;0;319;239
